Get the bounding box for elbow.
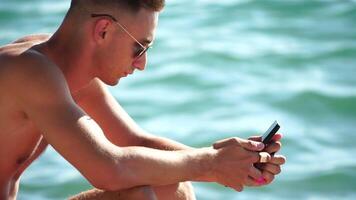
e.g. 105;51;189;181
91;182;120;191
84;159;138;191
88;176;118;191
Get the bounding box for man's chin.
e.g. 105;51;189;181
100;78;119;86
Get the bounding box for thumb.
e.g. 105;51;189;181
213;138;234;149
248;135;262;142
239;139;265;151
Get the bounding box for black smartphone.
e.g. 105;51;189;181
261;121;280;144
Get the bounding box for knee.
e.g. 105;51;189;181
68;186;157;200
177;182;195;200
153;182;196;200
122;185;157;200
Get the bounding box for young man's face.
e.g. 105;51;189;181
95;9;159;85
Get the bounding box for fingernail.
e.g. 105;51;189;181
256;177;266;184
262;178;266;184
257;142;264;149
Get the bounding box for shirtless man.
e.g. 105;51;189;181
0;0;286;199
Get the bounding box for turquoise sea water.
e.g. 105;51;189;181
1;0;356;199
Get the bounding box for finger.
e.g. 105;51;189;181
245;176;260;187
254;163;264;170
220;178;243;192
225;182;244;192
233;184;244;192
259;163;281;175
248;166;263;180
258;152;271;163
213;138;235;149
265;141;282;154
239;138;265;151
248;151;261;163
262;171;275;184
213;137;253;149
245;175;268;187
250;133;283;143
269;155;286;165
271;133;283;141
249;151;271;163
248;136;262;142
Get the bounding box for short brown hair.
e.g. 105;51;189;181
70;0;165;13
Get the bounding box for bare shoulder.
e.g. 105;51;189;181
11;34;51;44
0;34;50;55
0;47;70;105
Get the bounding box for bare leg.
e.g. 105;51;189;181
68;182;195;200
153;182;196;200
68;186;157;200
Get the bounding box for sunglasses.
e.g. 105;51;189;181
91;13;151;60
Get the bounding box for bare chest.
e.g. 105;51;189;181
0;97;47;182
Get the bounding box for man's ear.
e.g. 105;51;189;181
93;19;111;43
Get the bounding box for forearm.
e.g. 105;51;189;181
140;133;194;151
109;146;213;190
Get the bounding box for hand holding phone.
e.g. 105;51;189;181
256;121;280;162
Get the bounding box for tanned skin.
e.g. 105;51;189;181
0;5;285;200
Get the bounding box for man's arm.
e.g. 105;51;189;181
72;79;286;188
7;53;264;191
73;78;192;151
72;79;287;188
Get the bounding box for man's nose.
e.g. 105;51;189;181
132;54;147;71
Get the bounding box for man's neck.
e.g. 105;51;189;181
37;31;95;94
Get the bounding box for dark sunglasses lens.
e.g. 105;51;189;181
135;47;149;59
133;46;143;58
133;46;141;57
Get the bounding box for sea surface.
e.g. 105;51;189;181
1;0;356;199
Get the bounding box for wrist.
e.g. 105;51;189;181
187;147;216;182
